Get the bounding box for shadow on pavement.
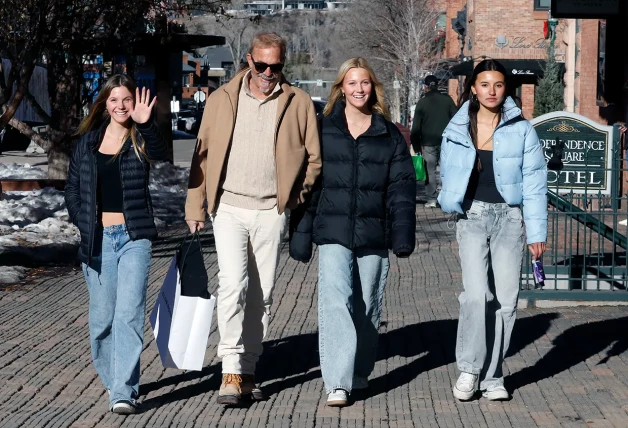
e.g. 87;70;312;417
140;312;560;407
507;315;628;391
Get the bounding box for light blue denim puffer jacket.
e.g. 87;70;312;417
437;97;548;244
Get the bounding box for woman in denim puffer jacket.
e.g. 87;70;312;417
438;60;547;402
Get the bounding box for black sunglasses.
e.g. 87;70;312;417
250;55;284;74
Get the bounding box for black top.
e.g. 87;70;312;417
96;151;124;212
465;150;506;204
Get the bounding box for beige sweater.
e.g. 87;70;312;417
220;73;281;210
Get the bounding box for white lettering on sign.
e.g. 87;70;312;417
532;112;614;195
547;170;603;186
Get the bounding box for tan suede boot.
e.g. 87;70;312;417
217;374;243;405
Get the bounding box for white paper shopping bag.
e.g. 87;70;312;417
150;248;215;371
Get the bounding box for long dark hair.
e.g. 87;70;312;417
458;59;513;151
77;74;147;161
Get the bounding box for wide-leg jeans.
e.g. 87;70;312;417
455;199;524;390
82;224;152;408
318;244;390;394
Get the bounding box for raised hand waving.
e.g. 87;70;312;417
131;87;156;124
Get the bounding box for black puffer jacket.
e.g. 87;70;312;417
65;120;168;265
289;101;416;261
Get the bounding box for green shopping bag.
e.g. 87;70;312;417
412;155;426;181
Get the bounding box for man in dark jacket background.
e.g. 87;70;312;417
410;75;457;207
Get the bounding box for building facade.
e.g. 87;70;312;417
242;0;349;14
442;0;626;125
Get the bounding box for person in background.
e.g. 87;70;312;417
410;75;458;207
394;121;412;150
185;32;321;406
290;57;416;407
438;59;547;401
65;74;167;414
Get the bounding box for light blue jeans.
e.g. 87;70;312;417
318;244;390;394
82;224;152;408
455;199;524;390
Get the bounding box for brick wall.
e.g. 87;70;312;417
521;83;535;120
470;0;558;61
576;20;604;124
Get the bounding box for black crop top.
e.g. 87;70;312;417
464;150;506;204
96;152;124;212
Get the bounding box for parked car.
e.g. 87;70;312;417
173;109;203;134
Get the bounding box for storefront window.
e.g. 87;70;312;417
534;0;550;11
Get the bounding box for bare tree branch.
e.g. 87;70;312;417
25;91;52;125
0;60;36;130
8;116;53;151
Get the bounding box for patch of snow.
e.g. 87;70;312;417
0;163;47;179
0;188;68;227
149;162;189;228
0;266;28;284
0;162;190;284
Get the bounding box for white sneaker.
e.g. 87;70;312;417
112;400;136;415
327;389;349;407
482;385;509;401
353;376;369;390
453;372;478;401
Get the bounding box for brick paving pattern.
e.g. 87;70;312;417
1;206;628;427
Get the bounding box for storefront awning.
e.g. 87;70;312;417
449;59;563;78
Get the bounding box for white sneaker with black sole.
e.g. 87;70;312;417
453;372;478;401
482;385;510;401
112;400;136;415
327;389;348;407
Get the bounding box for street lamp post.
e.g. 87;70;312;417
452;6;468;99
548;11;559;50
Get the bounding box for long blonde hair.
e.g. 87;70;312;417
77;74;148;161
323;57;390;119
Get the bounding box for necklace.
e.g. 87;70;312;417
347;115;371;129
478;133;494;150
105;125;128;143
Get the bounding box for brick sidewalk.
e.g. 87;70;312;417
1;207;628;427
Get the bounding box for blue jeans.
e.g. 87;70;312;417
318;244;390;394
82;224;152;408
455;200;524;390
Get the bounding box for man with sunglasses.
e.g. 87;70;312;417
185;32;321;406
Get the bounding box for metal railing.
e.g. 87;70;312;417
520;124;627;302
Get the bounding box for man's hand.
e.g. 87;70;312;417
528;242;546;260
186;220;205;233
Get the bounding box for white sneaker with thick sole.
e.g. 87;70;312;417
327;389;349;407
482;385;510;401
453;372;479;401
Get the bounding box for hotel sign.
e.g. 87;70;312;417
552;0;620;18
531;112;614;194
